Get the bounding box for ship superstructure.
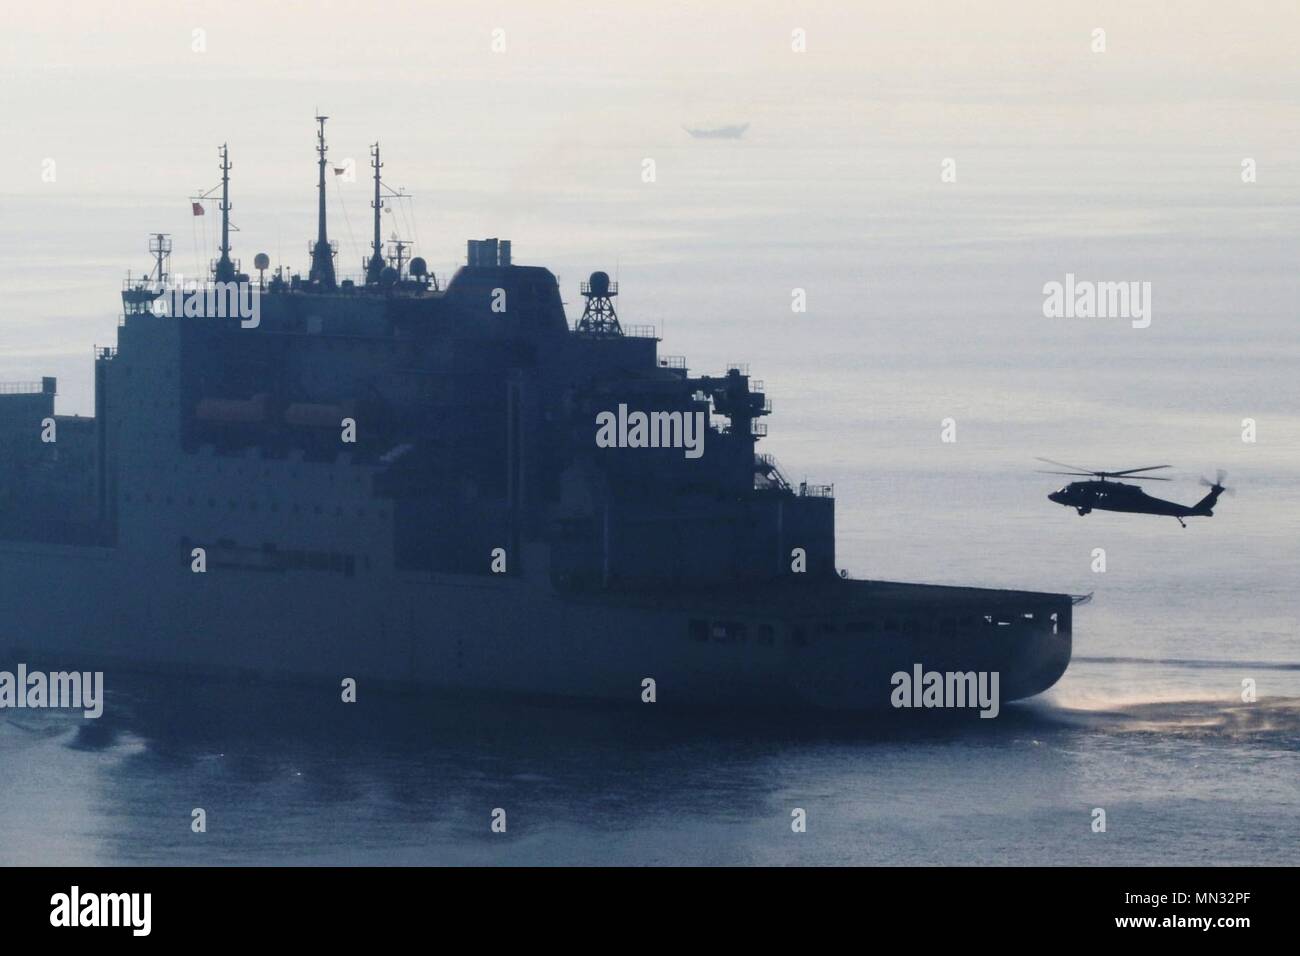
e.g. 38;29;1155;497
0;122;1075;712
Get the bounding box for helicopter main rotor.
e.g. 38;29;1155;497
1034;457;1173;482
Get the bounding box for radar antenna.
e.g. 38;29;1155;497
576;271;622;336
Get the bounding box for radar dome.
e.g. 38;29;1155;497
409;257;428;277
588;271;610;296
253;252;270;271
380;266;399;286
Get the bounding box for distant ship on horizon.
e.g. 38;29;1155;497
683;122;750;140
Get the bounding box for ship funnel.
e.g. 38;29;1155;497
467;238;512;267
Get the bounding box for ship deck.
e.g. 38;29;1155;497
568;575;1077;619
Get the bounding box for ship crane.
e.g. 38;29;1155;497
689;366;771;440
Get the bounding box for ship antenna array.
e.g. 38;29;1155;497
148;233;172;285
215;143;235;282
190;144;240;283
178;121;426;293
366;142;385;284
308;114;338;289
387;236;410;279
365;141;417;286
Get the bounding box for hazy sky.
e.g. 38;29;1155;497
1;0;1296;198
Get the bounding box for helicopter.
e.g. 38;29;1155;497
1037;458;1232;527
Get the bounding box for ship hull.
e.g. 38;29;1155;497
0;541;1071;714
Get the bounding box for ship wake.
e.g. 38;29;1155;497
1029;693;1300;745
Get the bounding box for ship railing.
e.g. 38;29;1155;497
573;322;658;339
798;483;834;499
0;381;45;395
334;271;441;292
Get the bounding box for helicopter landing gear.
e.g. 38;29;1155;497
1177;517;1186;528
1076;506;1091;516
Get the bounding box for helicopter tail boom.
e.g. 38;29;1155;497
1191;485;1224;516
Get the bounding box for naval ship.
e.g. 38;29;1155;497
0;120;1075;712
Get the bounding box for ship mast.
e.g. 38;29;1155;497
149;233;171;285
214;144;236;283
308;114;337;289
388;237;410;279
366;142;385;285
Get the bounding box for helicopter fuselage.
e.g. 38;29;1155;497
1048;479;1220;524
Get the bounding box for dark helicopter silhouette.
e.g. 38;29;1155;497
1037;458;1231;527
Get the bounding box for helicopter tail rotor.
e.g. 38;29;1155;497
1191;470;1233;516
1199;469;1235;495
